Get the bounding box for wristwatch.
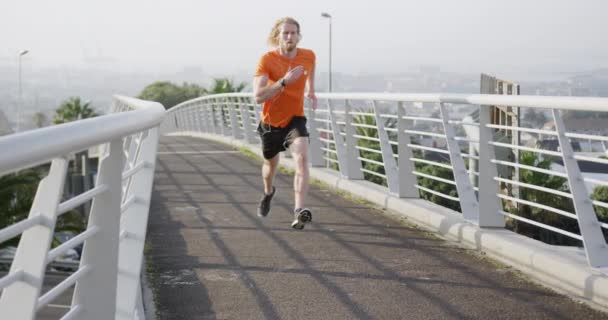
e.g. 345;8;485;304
280;78;287;87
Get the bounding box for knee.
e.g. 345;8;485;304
293;151;308;163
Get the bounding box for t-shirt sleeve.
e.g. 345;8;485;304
254;55;269;77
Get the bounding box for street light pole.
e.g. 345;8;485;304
321;13;332;92
17;49;29;132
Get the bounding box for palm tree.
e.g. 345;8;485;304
209;78;247;94
53;97;99;217
53;97;98;124
209;78;247;126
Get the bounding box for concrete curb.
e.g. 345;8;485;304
168;132;608;311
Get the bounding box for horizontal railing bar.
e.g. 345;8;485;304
487;124;557;136
320;148;338;154
37;265;91;310
46;226;99;263
350;111;374;117
351;123;378;129
0;215;44;244
497;194;578;220
361;168;387;179
491;159;568;178
404;130;446;138
584;177;608;187
449;120;479;127
499;211;583;241
358;157;385;166
592;200;608;211
461;153;479;160
566;132;608;142
402;116;443;123
407;144;450;155
173;93;608;113
355;146;382;154
413;171;457;185
489;142;563;157
410;157;453;170
0;270;24;290
415;185;460;201
574;155;608;165
353;135;381;142
0;97;164;175
494;177;573;198
323;157;339;164
58;184;109;215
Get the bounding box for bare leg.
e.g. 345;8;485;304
290;137;309;209
262;154;280;194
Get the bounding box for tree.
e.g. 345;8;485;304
0;169;42;247
208;78;248;126
138;81;206;110
508;151;577;245
209;78;247;94
53;97;98;124
32;112;48;128
591;186;608;240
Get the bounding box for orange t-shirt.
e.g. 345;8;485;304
254;48;315;128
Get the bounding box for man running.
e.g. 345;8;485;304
253;17;317;230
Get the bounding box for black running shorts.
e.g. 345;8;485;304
256;116;309;160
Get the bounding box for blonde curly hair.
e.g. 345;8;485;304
267;17;301;47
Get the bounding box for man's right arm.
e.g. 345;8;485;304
253;75;284;104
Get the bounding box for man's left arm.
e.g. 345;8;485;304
306;64;318;110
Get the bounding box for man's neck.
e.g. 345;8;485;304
278;47;297;59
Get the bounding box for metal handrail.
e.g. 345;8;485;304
163;91;608;269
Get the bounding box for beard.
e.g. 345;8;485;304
281;41;297;53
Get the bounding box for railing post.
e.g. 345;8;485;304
194;102;203;133
553;109;608;268
229;97;242;140
439;103;479;223
307;106;324;167
198;101;210;132
72;139;124;320
184;107;191;132
372;101;398;192
220;98;228;136
343;100;363;179
207;103;216;134
0;158;68;320
239;97;255;144
115;128;160;319
477;103;505;227
328;100;349;176
397;102;419;198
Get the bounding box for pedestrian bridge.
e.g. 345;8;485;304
0;93;607;319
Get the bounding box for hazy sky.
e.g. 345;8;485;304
2;0;607;77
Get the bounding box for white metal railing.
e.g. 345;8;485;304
0;96;164;319
162;92;608;269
